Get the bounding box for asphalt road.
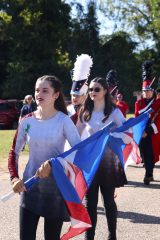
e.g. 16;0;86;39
0;162;160;240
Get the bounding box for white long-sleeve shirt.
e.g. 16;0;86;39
76;108;126;139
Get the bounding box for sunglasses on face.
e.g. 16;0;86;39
88;87;102;93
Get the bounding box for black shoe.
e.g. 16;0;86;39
108;233;117;240
108;237;117;240
150;176;154;181
143;176;153;185
108;237;116;240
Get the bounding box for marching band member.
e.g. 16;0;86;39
106;69;118;105
134;60;155;185
67;54;93;124
116;93;129;118
150;80;160;165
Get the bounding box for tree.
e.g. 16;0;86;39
68;1;100;59
97;0;160;92
0;0;72;98
94;31;140;110
98;0;160;49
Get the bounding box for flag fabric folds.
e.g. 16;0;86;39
51;121;114;239
49;109;151;239
4;110;150;239
109;109;151;168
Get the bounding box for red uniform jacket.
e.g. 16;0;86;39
116;100;129;118
71;112;78;125
150;99;160;163
134;98;154;117
134;98;160;163
67;104;78;125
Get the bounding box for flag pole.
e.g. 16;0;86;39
0;176;39;202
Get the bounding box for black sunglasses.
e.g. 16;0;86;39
88;87;102;93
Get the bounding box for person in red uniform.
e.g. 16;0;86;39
150;81;160;165
116;93;129;118
67;94;86;124
134;60;155;185
67;54;93;124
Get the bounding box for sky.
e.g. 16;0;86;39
65;0;154;50
65;0;115;35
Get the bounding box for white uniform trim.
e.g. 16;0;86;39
151;123;158;134
67;104;76;117
138;99;154;115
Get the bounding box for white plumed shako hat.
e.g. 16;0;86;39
70;54;93;95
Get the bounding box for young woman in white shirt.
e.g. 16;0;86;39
77;77;127;240
8;75;81;240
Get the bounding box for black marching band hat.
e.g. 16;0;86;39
142;60;154;91
106;69;118;96
70;54;93;95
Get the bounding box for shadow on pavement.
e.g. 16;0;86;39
127;165;144;169
97;206;105;215
127;164;160;169
117;211;160;224
125;180;160;190
97;207;160;224
154;165;160;169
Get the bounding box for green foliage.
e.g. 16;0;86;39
19;8;42;26
98;0;160;47
0;0;72;98
0;11;12;23
0;0;159;110
94;31;140;110
97;0;160;98
69;1;100;58
56;48;72;69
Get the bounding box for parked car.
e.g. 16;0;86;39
0;99;23;129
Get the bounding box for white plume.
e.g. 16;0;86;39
72;54;93;81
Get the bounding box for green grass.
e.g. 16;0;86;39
0;130;15;164
126;113;134;119
0;114;134;168
0;130;28;168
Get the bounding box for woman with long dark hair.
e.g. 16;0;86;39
8;75;81;240
77;77;127;240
